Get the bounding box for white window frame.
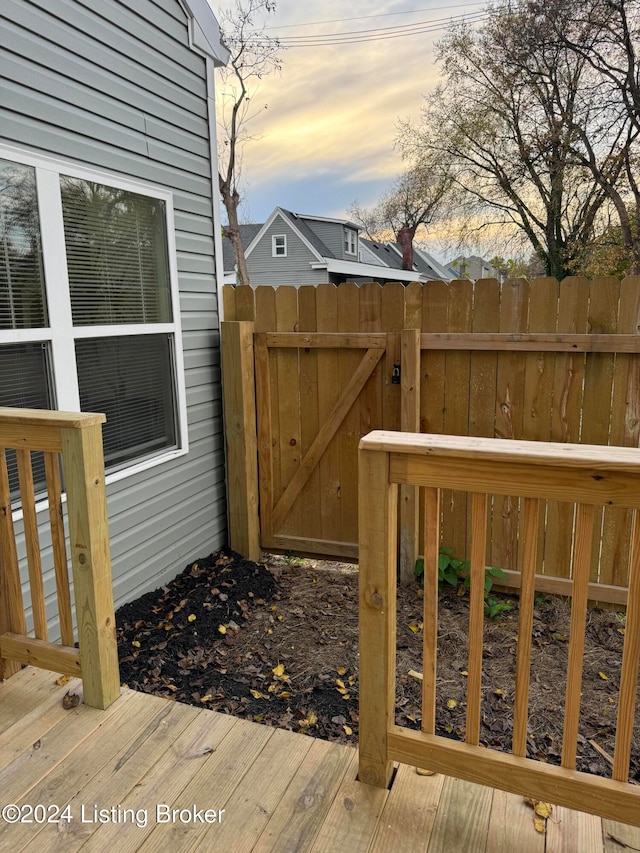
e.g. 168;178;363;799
344;228;357;255
0;144;189;514
272;234;287;257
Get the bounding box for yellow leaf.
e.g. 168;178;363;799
618;627;626;635
336;679;346;689
408;623;419;633
250;689;266;699
343;725;353;735
461;670;468;677
273;663;285;677
201;694;212;703
268;684;276;693
534;802;553;819
55;674;71;687
337;667;347;675
342;693;350;700
132;640;141;648
278;691;291;698
533;817;546;834
598;671;608;680
218;625;227;634
494;688;506;698
337;687;349;695
447;698;457;709
416;767;436;776
307;710;317;726
278;615;284;621
188;614;197;622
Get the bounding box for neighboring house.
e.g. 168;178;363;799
222;207;453;286
0;0;230;634
447;255;499;281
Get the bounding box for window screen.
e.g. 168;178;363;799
0;160;47;330
75;334;177;468
61;177;172;326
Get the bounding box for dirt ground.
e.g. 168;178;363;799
115;548;638;781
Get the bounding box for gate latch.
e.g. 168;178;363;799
391;364;401;385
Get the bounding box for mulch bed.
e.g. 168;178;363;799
116;548;638;781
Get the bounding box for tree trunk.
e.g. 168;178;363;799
220;182;251;287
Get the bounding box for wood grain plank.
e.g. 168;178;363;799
613;511;640;782
358;447;397;789
44;452;74;647
562;503;595;770
427;776;492;853
422;487;440;736
399;328;421;582
0;447;27;671
513;498;540;757
274;286;301;537
466;493;488;746
546;805;603;853
486;789;545;853
254;334;274;540
252;738;354;853
317;285;342;543
16;449;47;640
298;286;322;543
370;763;445;853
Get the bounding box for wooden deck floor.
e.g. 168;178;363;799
1;668;638;852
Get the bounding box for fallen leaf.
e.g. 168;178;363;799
55;674;71;687
250;689;266;699
343;725;353;735
461;670;468;677
598;671;608;680
447;698;457;709
273;663;285;677
408;623;419;633
278;691;291;698
132;640;141;648
416;767;436;776
336;678;346;689
534;802;552;818
188;614;197;622
62;692;80;710
534;817;546;834
218;625;227;634
494;688;507;698
201;694;212;703
337;667;347;676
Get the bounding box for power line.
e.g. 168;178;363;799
273;10;486;41
264;2;487;31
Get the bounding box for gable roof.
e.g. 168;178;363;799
277;208;335;259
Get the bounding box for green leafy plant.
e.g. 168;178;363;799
415;550;512;619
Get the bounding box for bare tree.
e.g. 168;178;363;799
217;0;282;286
350;158;453;269
399;2;613;279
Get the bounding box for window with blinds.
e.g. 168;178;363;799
0;159;47;330
0;148;187;501
61;178;172;326
76;335;176;468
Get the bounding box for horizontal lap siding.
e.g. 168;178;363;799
2;0;226;637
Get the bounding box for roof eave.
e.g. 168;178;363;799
181;0;230;65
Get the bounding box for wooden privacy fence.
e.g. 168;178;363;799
358;430;640;825
222;276;640;599
0;408;120;710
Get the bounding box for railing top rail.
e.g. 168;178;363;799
0;408;105;431
360;430;640;474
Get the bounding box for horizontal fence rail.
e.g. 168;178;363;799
0;408;120;710
358;430;640;826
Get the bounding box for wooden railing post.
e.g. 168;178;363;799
60;419;119;710
358;445;397;788
221;320;260;562
399;328;421;582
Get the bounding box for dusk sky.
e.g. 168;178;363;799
213;1;487;238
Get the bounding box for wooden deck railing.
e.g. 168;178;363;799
358;430;640;826
0;408;120;710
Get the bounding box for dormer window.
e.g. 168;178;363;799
344;228;357;255
272;234;287;257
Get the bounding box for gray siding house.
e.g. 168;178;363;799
223;207;453;286
0;0;230;634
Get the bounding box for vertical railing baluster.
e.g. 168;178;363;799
16;450;47;640
422;486;440;735
513;497;539;756
466;492;488;746
44;451;74;647
613;510;640;782
561;503;594;769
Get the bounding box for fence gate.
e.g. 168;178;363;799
221;277;640;599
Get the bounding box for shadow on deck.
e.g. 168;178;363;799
1;667;638;853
